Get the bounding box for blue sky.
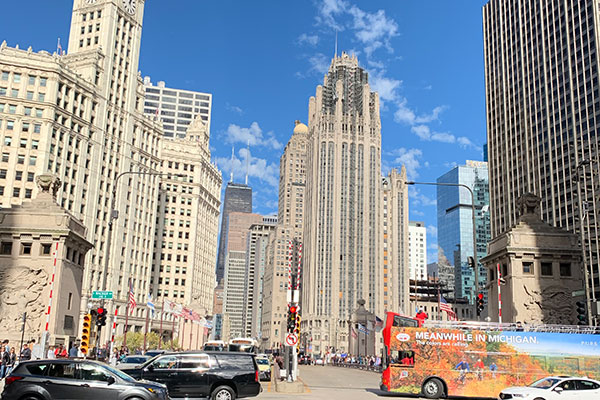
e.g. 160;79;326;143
1;0;489;263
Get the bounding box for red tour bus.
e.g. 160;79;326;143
380;311;600;399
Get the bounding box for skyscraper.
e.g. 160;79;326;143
437;160;490;301
142;77;212;139
216;182;252;284
302;52;383;353
260;121;307;350
408;222;427;280
483;0;600;306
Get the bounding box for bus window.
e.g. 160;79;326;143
390;350;415;367
393;315;418;327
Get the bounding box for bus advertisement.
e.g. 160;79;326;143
380;312;600;399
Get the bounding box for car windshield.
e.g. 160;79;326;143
100;364;136;382
256;359;269;365
530;378;560;389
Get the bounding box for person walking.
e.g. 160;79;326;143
0;345;9;379
20;344;31;361
47;345;56;359
69;343;79;358
6;348;16;376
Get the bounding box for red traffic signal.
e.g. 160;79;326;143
97;307;105;315
477;293;484;300
289;305;297;313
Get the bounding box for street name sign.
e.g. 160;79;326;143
92;290;113;299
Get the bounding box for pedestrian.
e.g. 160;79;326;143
69;343;79;358
6;348;16;375
0;344;9;379
20;343;31;361
47;345;56;359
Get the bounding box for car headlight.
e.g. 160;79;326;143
146;387;164;394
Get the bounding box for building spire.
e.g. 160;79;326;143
334;29;338;58
245;140;250;185
230;146;234;183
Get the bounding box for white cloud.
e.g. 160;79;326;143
424;85;433;90
225;103;243;114
412;210;425;217
391;148;422;180
215;148;279;188
408;186;436;207
298;33;319;46
410;125;480;150
223;122;282;150
427;225;438;238
316;0;347;30
308;52;330;75
348;6;398;57
369;71;401;103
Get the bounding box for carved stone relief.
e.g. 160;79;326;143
522;284;572;324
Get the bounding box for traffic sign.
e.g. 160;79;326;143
285;333;298;346
92;290;113;299
571;289;586;297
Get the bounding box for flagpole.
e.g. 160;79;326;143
143;306;149;352
171;316;175;350
124;279;131;351
437;274;442;321
189;319;193;350
159;298;164;350
181;317;186;350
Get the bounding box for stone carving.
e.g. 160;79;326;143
0;266;48;340
35;174;60;200
518;193;541;217
522;284;572;324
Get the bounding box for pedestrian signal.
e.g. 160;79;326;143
81;313;91;354
576;300;588;325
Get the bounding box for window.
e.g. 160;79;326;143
390;350;415;366
38;93;45;102
33;124;41;133
541;262;553;276
522;261;533;274
20;138;27;148
577;380;600;390
152;356;178;370
21;243;32;255
178;355;211;369
0;72;8;80
0;242;12;255
26;91;33;100
27;172;34;182
560;263;572;277
28;76;36;85
15;171;22;181
13;73;21;83
47;363;77;379
17;155;24;164
40;78;47;87
29;156;37;166
41;243;52;255
1;153;8;162
13;188;20;197
25;189;32;198
24;107;31;115
79;364;112;382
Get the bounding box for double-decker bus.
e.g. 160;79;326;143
228;337;258;353
380;311;600;399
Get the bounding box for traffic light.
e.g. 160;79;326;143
96;307;107;327
476;293;485;315
294;313;301;335
81;313;91;354
576;300;588;325
468;256;475;269
287;304;297;332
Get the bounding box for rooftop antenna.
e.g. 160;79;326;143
245;140;250;185
334;29;338;58
229;146;234;183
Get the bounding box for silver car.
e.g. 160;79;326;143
1;359;169;400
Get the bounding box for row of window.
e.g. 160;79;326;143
145;88;210;101
0;71;47;87
0;87;46;102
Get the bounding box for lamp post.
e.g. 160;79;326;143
406;181;480;319
100;170;184;346
573;160;594;326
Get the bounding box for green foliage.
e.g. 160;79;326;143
115;332;175;351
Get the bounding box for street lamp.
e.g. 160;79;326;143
405;181;480;319
572;159;594;326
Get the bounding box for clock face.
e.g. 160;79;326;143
123;0;136;14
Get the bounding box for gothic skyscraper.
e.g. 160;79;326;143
302;53;384;353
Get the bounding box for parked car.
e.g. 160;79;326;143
116;355;151;370
499;376;600;399
126;351;261;399
298;355;312;365
254;355;271;381
314;356;324;365
1;359;169;400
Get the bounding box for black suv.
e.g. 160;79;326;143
126;351;261;400
1;359;169;400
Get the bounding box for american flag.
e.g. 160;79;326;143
440;295;457;320
128;281;137;313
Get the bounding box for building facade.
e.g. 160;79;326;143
437;160;490;302
222;212;263;339
260;121;308;350
408;221;427;280
152;116;221;347
483;0;600;310
215;182;252;285
142;77;212;139
0;175;92;346
302;53;383;353
242;222;276;338
0;0;171;340
381;168;410;315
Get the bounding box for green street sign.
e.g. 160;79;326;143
571;289;586;297
92;290;113;299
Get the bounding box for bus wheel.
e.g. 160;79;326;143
422;378;444;399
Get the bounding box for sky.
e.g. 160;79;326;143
1;0;490;264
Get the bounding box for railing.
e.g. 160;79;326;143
330;360;382;373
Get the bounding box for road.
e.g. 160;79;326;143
259;365;417;400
